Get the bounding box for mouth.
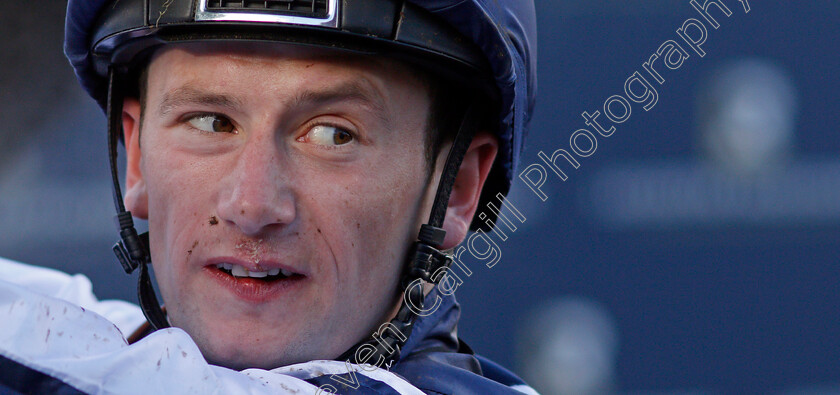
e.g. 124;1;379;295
206;260;306;303
214;262;300;281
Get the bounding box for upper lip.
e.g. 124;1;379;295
205;256;305;276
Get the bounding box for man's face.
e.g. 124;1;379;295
123;43;436;369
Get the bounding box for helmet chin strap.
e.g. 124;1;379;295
335;103;479;366
105;65;479;362
106;67;170;331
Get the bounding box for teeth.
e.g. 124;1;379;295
217;263;291;279
231;265;248;277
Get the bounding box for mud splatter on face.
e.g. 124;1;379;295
209;216;218;225
187;240;199;256
235;239;264;265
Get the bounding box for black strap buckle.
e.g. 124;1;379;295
112;215;149;274
113;240;138;274
405;240;453;286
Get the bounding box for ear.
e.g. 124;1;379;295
122;97;149;219
440;131;498;249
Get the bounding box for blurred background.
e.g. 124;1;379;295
1;1;838;394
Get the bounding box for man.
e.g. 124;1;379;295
0;0;537;393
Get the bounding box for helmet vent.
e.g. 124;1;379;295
195;0;338;27
206;0;329;18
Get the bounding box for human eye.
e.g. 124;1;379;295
185;113;237;134
301;124;355;147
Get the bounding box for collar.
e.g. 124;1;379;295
398;285;463;361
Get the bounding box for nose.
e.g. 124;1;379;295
216;129;296;236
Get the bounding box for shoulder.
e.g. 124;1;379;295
391;350;539;395
0;256;145;335
0;279;425;394
273;360;426;394
0;256;85;297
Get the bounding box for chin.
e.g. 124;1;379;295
196;320;345;370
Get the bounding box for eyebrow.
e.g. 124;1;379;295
290;79;392;127
158;85;244;116
157;79;392;127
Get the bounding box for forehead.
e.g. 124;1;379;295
143;41;429;98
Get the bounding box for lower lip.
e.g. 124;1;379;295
204;267;305;303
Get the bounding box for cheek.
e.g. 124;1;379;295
314;140;428;281
143;134;226;217
145;160;187;232
142;144;215;274
364;134;430;250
